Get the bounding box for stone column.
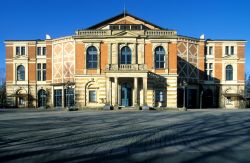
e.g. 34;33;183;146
143;77;149;109
106;77;110;103
132;43;137;64
114;77;119;109
62;87;65;108
134;77;139;109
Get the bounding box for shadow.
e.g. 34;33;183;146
1;111;250;162
177;56;221;109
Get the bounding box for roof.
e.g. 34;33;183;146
85;11;165;30
206;39;247;42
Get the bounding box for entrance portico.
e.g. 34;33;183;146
105;71;148;108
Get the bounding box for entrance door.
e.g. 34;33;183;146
121;83;132;106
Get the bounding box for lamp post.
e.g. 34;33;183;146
180;80;188;111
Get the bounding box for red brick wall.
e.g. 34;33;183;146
168;42;177;74
75;42;85;74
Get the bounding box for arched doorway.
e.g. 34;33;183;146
38;89;47;107
203;89;213;108
121;83;132;107
16;89;27;108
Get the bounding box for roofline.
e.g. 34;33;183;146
5;39;44;42
206;39;247;42
83;11;166;30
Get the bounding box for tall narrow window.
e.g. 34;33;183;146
120;46;131;64
65;88;75;107
87;46;98;68
226;65;233;81
155;46;165;69
37;47;41;55
37;63;46;81
38;89;47;107
42;63;46;80
42;47;46;55
16;47;20;55
37;63;41;81
89;90;97;102
205;63;213;80
17;65;25;81
21;47;25;55
54;89;62;107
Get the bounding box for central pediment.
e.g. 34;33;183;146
85;12;165;30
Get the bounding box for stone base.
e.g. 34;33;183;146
142;105;149;110
103;104;112;110
179;107;187;111
114;104;119;110
134;104;140;110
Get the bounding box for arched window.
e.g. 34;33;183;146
87;46;98;69
17;65;25;81
226;65;233;80
120;46;131;64
38;89;47;107
155;46;165;69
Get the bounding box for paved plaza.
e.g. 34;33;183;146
1;109;250;163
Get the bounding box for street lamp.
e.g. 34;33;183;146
180;80;188;111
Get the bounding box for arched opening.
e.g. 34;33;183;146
86;46;98;69
226;65;233;81
38;89;47;107
155;46;165;69
120;46;132;64
17;65;25;81
121;83;132;107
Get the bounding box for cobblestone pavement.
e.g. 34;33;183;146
1;109;250;163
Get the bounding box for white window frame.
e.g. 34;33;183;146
37;63;46;81
14;44;27;57
223;43;237;56
205;62;213;81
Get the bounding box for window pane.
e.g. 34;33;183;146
16;47;20;55
89;91;96;102
231;46;234;55
43;63;46;69
21;47;25;55
225;46;229;55
37;47;41;55
209;47;213;55
43;47;46;55
37;71;41;81
87;46;97;68
43;70;46;81
17;65;25;81
54;89;62;107
37;63;41;69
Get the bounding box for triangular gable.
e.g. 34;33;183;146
86;12;164;30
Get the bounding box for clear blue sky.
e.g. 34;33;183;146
0;0;249;74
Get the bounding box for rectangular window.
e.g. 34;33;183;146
225;46;229;55
89;90;96;102
205;63;213;81
16;46;25;56
21;47;25;55
37;63;46;81
230;46;234;55
54;89;62;107
37;47;41;55
205;46;213;55
37;46;46;56
42;63;46;81
16;47;20;55
225;46;235;55
43;47;46;55
37;63;41;81
64;88;75;107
